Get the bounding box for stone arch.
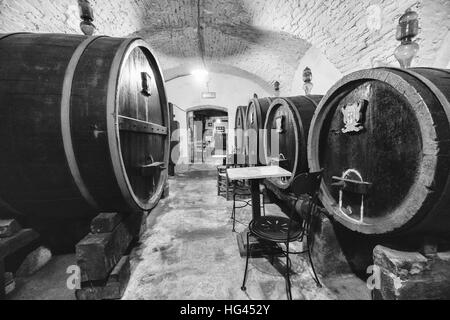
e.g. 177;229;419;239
164;63;273;93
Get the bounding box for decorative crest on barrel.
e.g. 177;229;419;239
341;100;366;133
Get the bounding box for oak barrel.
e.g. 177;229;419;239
244;97;274;165
234;105;247;155
0;33;170;249
264;96;322;189
308;67;450;236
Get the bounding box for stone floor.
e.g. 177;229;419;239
123;166;370;300
8;165;370;300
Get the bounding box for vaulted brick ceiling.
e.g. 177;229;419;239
1;0;449;88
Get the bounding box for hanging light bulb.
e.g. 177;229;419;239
394;8;420;68
78;0;96;36
303;67;313;95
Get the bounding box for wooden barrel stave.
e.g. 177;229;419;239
308;67;450;236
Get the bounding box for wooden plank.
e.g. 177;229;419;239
75;255;130;300
76;222;133;282
0;219;21;238
0;229;39;259
90;212;123;234
118;116;167;135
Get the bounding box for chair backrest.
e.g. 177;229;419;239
290;171;323;198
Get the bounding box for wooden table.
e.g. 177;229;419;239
227;166;292;257
227;166;292;219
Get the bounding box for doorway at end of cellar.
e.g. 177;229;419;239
187;107;228;165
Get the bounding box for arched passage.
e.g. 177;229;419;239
186;105;229;164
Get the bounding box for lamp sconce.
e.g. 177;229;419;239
394;8;420;68
78;0;96;36
274;81;280;97
303;67;313;95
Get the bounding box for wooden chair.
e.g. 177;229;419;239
240;171;323;300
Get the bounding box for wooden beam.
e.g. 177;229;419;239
75;255;130;300
0;229;39;259
90;213;123;234
118;116;167;135
76;222;132;282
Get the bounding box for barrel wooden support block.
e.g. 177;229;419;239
373;245;450;300
90;213;123;234
76;222;133;282
0;220;21;238
75;255;130;300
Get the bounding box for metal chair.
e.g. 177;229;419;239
217;165;232;200
240;171;323;300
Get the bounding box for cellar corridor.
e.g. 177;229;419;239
123;166;369;300
7;166;370;300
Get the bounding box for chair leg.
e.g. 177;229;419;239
262;194;266;216
241;232;250;292
307;239;322;288
285;241;293;300
307;203;322;288
232;193;236;232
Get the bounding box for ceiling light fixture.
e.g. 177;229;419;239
78;0;96;36
191;68;209;81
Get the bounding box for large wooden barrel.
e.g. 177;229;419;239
264;96;322;189
308;67;450;237
0;33;170;248
234;105;247;155
245;97;274;165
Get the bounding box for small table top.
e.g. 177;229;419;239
227;166;292;181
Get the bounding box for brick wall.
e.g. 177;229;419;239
0;0;449;88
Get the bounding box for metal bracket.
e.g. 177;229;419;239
331;176;372;195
